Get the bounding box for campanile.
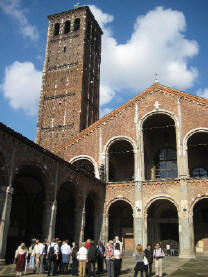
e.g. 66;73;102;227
36;6;102;153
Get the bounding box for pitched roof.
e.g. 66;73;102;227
59;83;208;151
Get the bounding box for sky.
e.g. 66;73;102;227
1;0;208;141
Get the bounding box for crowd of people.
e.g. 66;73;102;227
14;238;166;277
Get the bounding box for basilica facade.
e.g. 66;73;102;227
0;5;208;264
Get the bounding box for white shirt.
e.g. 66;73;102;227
61;244;71;255
37;243;45;255
47;243;59;254
77;246;87;261
114;249;120;259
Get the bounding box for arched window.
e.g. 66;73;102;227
192;168;208;178
64;20;71;34
187;132;208;178
74;18;80;31
54;23;60;36
155;148;178;178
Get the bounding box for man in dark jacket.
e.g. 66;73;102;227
87;241;96;277
144;244;153;276
96;240;105;275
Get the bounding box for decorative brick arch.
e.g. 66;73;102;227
183;128;208;177
105;197;134;214
13;160;52;198
189;195;208;216
103;136;136;182
139;110;179;180
183;128;208;151
103;136;137;155
144;194;180;215
69;155;99;178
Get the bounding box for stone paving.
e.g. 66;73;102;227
1;256;207;277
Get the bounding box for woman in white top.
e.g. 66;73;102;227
114;243;121;277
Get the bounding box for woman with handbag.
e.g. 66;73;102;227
134;244;148;277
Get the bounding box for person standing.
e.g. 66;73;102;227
28;238;36;270
36;240;45;274
34;239;41;274
61;240;71;273
166;243;170;256
104;241;114;277
77;242;88;277
96;240;105;275
114;237;122;274
114;243;121;277
15;243;28;276
153;242;165;277
134;244;148;277
144;244;153;277
71;242;79;276
47;239;59;276
87;241;96;277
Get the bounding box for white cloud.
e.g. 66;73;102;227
0;0;39;40
90;5;199;107
0;61;42;116
197;88;208;99
100;107;113;118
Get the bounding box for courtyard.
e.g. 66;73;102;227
0;256;208;277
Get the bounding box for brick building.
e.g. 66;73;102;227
0;5;208;263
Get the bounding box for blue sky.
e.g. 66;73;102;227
1;0;208;141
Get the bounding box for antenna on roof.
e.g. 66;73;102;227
154;73;159;84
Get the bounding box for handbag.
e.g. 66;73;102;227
143;256;149;265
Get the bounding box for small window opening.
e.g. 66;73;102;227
54;23;60;36
74;18;80;31
64;46;66;53
64;20;71;34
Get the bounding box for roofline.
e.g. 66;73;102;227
59;83;208;151
0;122;104;185
48;5;103;34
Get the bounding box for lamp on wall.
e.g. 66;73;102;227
183;208;187;212
136;207;141;212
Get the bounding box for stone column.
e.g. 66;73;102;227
74;206;85;246
134;181;143;249
179;208;195;258
0;186;14;264
178;177;195;258
100;213;108;243
42;200;57;241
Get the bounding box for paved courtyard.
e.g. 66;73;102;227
0;256;207;277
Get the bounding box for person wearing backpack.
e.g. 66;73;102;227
47;240;58;276
71;242;79;276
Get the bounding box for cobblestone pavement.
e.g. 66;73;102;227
0;256;199;277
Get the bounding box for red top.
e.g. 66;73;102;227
85;242;91;249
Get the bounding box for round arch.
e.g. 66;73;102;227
55;181;76;242
6;163;47;262
70;155;99;178
108;199;134;250
103;136;136;182
189;195;208;215
184;129;208;178
183;128;208;151
106;197;134;215
145;195;179;254
140;110;179;180
144;195;180;215
190;196;208;254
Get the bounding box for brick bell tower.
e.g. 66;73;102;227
35;6;102;153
